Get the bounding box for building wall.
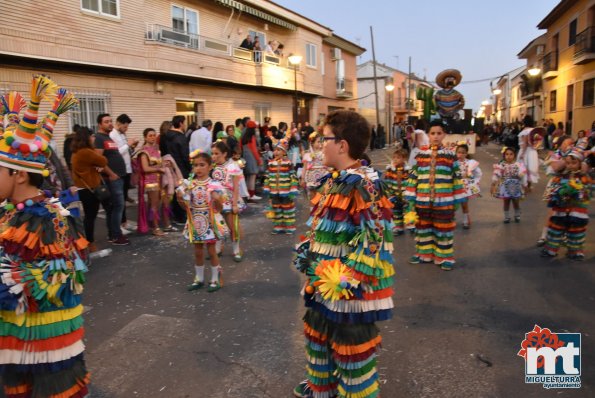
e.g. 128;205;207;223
541;0;595;134
0;65;294;155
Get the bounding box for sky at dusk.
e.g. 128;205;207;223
274;0;561;112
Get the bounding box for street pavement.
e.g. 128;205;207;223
80;142;594;397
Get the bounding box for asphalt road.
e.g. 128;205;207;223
80;142;594;398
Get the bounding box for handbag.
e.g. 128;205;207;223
75;170;111;201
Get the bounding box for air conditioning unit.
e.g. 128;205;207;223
331;47;341;60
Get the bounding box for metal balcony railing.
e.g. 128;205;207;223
574;26;595;57
542;50;558;73
336;78;353;97
146;24;233;56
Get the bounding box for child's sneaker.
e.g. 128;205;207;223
409;255;423;264
188;278;204;291
514;215;521;223
567;253;584;261
541;249;556;258
440;261;454;271
292;380;313;398
207;281;221;293
503;218;511;224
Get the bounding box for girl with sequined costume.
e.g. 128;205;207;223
211;140;246;262
0;76;90;397
176;151;227;293
491;147;527;223
382;148;411;235
405;120;466;271
301;132;327;200
541;148;591;260
292;110;394;398
455;143;482;229
263;139;299;234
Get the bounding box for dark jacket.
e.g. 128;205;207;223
164;129;190;178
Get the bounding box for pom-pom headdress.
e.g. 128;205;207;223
275;138;289;152
0;75;77;174
565;147;584;162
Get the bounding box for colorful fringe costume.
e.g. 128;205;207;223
294;165;394;398
177;177;228;243
0;76;89;397
543;172;591;257
263;157;299;234
405;146;465;264
0;199;90;398
382;164;410;232
458;159;482;199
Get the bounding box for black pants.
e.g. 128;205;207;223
79;188;112;243
122;173;131;223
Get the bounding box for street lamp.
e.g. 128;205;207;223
288;54;302;124
385;81;394;145
527;66;541;120
492;88;502;95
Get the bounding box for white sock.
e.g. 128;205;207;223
515;209;521;217
232;241;240;255
215;240;222;253
210;266;220;283
540;226;548;239
463;213;470;224
504;210;510;219
194;265;204;281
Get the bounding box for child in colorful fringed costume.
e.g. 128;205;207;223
176;150;227;292
383;148;411;235
263;139;299;234
455;143;482;229
491;147;527;223
292;110;394;398
0;76;90;397
405;120;466;271
541;148;591;260
301;132;327;200
211;140;246;262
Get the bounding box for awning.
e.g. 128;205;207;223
214;0;297;31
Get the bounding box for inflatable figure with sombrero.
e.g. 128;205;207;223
433;69;465;119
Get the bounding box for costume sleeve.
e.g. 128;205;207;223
492;163;502;183
289;166;299;197
451;160;467;204
404;164;418;203
263;163;271;194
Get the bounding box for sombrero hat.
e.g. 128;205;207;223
435;69;462;88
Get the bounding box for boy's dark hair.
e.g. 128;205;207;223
212;140;230;159
171;115;185;128
97;113;110;125
190;152;212;165
116;114;132;124
393;148;409;157
323;110;370;160
429;119;446;130
29;172;44;188
523;115;535;128
235;118;243;128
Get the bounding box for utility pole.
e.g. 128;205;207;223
407;56;411;123
370;26;380;134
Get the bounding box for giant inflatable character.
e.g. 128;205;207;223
434;69;465;119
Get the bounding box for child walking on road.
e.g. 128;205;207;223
177;150;227;292
456;143;482;229
383;148;411;235
491;147;527;223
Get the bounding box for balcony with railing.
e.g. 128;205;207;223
146;24;289;66
573;26;595;65
336;78;353;98
542;50;558;80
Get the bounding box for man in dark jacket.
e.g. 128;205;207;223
164;115;190;223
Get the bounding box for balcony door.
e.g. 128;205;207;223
566;84;574;134
172;5;198;35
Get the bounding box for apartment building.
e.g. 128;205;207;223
357;61;435;131
536;0;595;134
0;0;364;150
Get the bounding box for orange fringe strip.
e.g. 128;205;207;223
331;335;382;355
0;328;85;352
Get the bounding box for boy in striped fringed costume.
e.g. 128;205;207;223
0;76;90;397
541;148;591;260
263;139;299;234
383;148;411;235
405;120;466;271
293;110;394;398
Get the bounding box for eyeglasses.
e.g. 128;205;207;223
321;136;342;142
